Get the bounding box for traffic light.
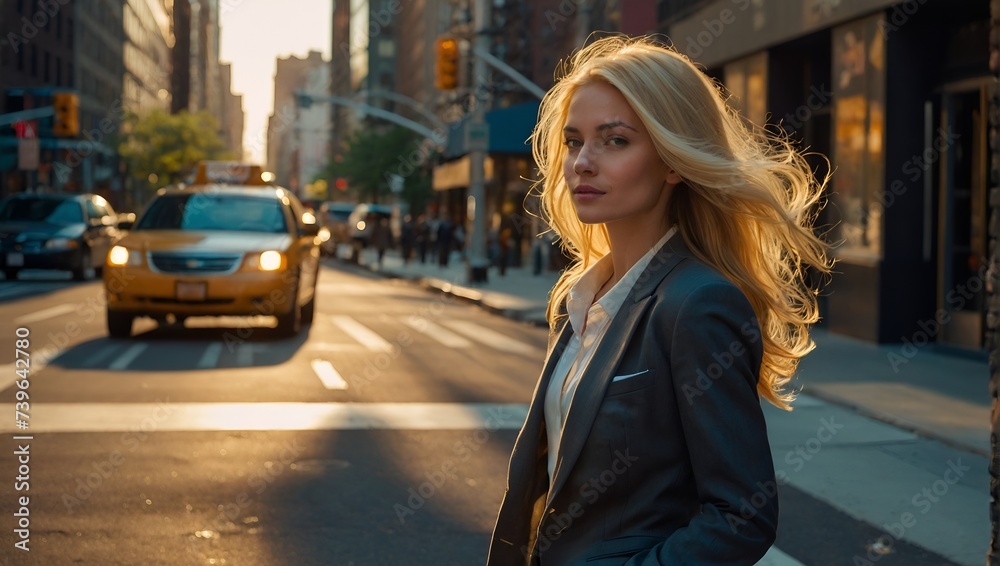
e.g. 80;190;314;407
52;92;79;137
435;37;459;91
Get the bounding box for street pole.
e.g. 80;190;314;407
988;1;1000;561
467;0;491;284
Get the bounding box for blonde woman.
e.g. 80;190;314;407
488;35;829;566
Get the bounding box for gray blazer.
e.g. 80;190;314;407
487;236;777;565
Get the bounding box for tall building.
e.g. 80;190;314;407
123;0;173;114
218;63;245;161
170;0;219;115
0;0;77;195
266;50;327;192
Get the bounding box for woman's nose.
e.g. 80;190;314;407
573;146;595;175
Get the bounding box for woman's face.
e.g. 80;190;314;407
561;81;680;232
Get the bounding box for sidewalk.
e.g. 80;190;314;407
343;247;989;565
352;247;989;456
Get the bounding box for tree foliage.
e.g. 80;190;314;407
324;126;435;213
118;109;230;190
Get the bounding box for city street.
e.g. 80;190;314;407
0;259;978;565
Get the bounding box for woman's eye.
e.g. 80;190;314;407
607;137;628;147
564;139;582;149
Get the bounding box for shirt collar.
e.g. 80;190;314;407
565;226;678;334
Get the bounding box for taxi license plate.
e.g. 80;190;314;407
176;281;206;301
7;252;23;267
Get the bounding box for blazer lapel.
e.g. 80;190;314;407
545;237;692;507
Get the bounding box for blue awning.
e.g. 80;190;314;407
486;101;539;155
441;101;540;159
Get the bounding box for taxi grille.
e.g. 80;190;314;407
149;253;241;274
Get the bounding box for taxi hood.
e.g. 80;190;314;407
118;230;294;253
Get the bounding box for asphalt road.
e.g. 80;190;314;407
0;262;960;565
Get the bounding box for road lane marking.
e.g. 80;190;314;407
197;343;223;369
309;342;367;353
14;303;78;324
311;359;348;389
331;315;393;352
402;317;473;348
0;402;530;432
442;321;542;356
0;347;63;390
235;344;254;367
756;547;805;566
108;344;147;370
82;344;125;368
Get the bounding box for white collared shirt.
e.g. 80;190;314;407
544;227;678;482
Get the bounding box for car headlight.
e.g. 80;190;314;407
108;245;143;266
44;238;78;250
256;250;284;271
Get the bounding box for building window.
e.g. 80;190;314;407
831;13;886;260
30;45;37;77
724;51;768;129
43;50;50;81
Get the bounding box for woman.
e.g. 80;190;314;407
487;35;829;566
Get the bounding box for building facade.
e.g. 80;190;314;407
266;50;327;193
666;0;994;349
218;62;245;161
123;0;173;114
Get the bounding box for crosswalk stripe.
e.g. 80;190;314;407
443;320;541;355
311;359;348;389
14;303;78;324
197;343;223;369
402;317;473;348
0;402;530;432
108;344;147;370
235;344;254;367
309;342;367;353
331;315;393;352
756;547;805;566
82;343;123;368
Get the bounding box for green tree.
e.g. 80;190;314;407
118;109;230;192
325;126;434;212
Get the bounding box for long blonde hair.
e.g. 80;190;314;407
534;35;830;410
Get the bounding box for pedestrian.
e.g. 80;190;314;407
400;214;415;265
371;216;390;268
415;214;430;264
436;214;453;267
487;35;830;565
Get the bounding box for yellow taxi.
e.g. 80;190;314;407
104;181;321;338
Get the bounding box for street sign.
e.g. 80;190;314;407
465;121;489;152
13;120;37;139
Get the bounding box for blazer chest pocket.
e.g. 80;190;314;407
605;369;654;396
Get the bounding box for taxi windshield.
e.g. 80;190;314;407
136;193;287;233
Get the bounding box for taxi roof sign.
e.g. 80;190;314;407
194;161;266;185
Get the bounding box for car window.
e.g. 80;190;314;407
136;194;288;233
93;201;112;221
0;198;83;224
85;200;103;221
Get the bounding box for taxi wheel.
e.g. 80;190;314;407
301;296;315;324
107;310;134;338
275;290;301;338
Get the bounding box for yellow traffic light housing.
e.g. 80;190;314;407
435;37;459;91
52;92;79;137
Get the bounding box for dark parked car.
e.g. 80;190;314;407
0;192;119;281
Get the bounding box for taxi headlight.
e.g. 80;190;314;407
108;245;142;266
257;250;283;271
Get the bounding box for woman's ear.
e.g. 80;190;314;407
666;169;683;185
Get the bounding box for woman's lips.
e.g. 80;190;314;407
573;185;605;200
